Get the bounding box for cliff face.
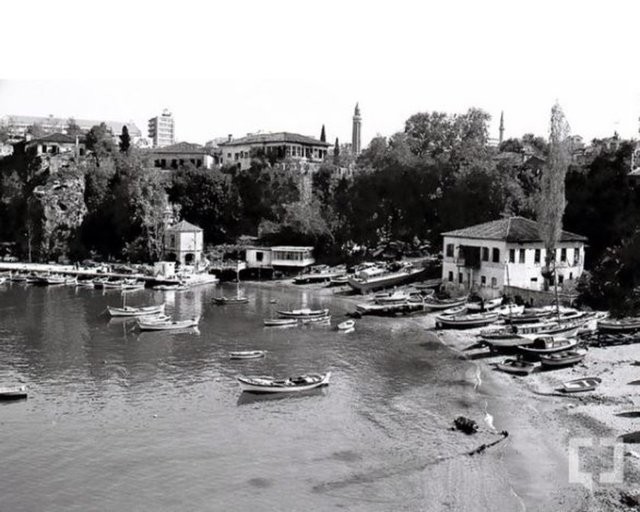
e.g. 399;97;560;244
29;165;87;261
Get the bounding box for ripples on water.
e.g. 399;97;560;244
0;283;493;511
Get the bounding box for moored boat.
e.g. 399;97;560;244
347;262;425;294
107;303;165;317
436;311;499;329
337;319;355;331
263;318;298;327
496;358;537;375
213;296;249;305
423;296;468;311
276;308;329;318
237;372;331;393
0;385;28;400
518;336;578;357
230;350;267;360
539;348;587;368
494;304;525;317
598;317;640;333
466;297;503;313
562;377;601;393
137;316;200;331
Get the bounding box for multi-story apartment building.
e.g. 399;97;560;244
148;109;175;148
0;115;141;141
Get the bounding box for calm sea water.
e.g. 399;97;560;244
0;281;497;511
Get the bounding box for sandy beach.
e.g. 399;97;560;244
268;279;640;510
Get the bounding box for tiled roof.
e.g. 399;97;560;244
219;132;330;147
442;216;587;243
148;142;206;154
166;220;202;232
30;133;81;144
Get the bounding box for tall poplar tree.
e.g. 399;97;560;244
537;102;570;301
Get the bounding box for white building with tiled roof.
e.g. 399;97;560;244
218;132;330;170
0;114;141;140
164;220;203;266
147;142;214;170
441;216;587;296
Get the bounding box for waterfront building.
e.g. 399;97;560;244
148;142;214;170
0;114;141;141
352;103;361;156
218;132;330;170
245;246;315;271
441;217;587;298
164;220;203;266
147;109;175;148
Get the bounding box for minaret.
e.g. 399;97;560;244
320;124;326;143
499;111;504;145
352;103;361;156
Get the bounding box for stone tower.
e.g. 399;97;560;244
499;111;504;145
352;103;361;156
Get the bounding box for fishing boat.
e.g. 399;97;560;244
494;304;525;317
337;319;355;331
276;308;329;318
347;261;425;294
435;311;499;329
10;272;28;282
439;305;468;316
263;318;298;327
328;274;350;286
496;358;537;375
137;316;200;331
154;283;186;291
0;385;28;400
137;313;171;323
36;274;66;285
373;290;414;305
92;277;109;289
230;350;267;360
76;279;95;287
466;297;503;313
107;303;166;317
293;265;346;284
423;296;468;311
503;309;556;325
300;314;331;324
562;377;601;393
539;348;587;368
120;280;145;291
518;336;578;356
520;319;588;340
597;317;640;333
237;372;331;393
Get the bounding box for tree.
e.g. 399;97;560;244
66;118;83;137
26;123;45;138
333;138;340;166
537;102;570;297
85;123;116;166
320;125;326;143
119;126;131;153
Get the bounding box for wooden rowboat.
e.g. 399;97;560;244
0;385;28;400
337;319;355;331
276;308;329;318
263;318;298;327
137;316;200;331
539;349;587;368
230;350;266;360
562;377;601;393
237;372;331;393
107;303;165;317
496;358;537;375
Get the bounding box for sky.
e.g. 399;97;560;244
2;1;640;146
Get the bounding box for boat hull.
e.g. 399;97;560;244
237;372;331;393
347;268;425;294
107;304;165;317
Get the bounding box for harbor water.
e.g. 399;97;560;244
0;282;514;511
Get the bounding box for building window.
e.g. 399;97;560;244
481;275;486;286
491;277;497;288
482;247;489;261
574;248;580;265
256;252;264;262
569;272;573;280
492;248;500;263
448;271;453;282
531;277;538;283
534;249;541;264
446;244;454;257
509;249;515;263
169;235;175;247
558;274;564;284
519;249;525;263
560;248;567;262
458;272;463;284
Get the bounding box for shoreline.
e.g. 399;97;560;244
423;318;640;511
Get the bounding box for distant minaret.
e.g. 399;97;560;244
320;124;326;143
352;103;361;155
499;111;504;145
